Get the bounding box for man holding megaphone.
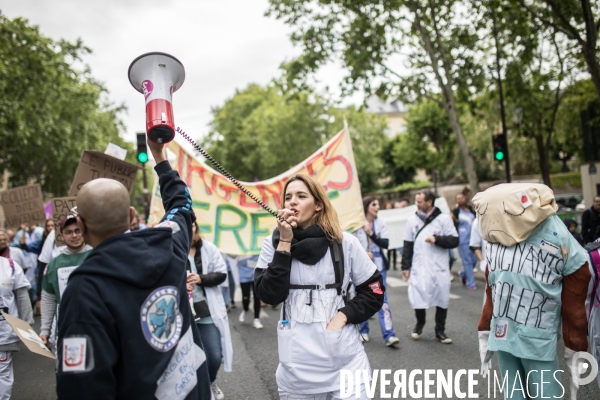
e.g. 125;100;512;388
55;139;213;400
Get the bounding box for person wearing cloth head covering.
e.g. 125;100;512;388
39;215;92;350
474;183;591;399
564;218;584;247
255;174;384;399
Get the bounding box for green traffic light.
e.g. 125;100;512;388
138;152;149;163
495;151;505;161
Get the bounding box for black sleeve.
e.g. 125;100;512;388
434;235;459;249
154;160;195;261
401;241;414;271
338;270;384;324
582;211;592;244
254;251;292;305
369;235;389;250
199;272;226;288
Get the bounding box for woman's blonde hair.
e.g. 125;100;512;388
191;220;202;247
281;173;343;243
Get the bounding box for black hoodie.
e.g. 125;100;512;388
56;161;213;400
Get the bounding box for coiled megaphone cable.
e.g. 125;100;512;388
176;127;291;226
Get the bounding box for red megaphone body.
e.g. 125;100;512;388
128;52;185;143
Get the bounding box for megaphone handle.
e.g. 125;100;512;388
177;127;292;227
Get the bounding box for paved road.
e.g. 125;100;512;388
11;266;600;399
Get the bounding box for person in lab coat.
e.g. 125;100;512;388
255;173;385;400
401;190;459;344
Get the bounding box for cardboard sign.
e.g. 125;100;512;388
1;311;55;359
0;184;46;229
105;143;128;161
69;151;139;196
51;197;77;246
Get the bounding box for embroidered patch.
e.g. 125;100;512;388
516;191;532;208
368;282;383;295
141;286;183;352
540;240;559;255
494;321;508;340
62;337;87;372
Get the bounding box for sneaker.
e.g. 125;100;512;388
360;333;369;343
211;382;225;400
459;270;466;286
467;285;477;291
386;336;400;347
239;311;245;323
253;318;263;329
450;274;455;282
435;331;453;344
411;324;424;340
230;301;237;309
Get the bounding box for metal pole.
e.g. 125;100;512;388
142;163;149;221
492;9;511;183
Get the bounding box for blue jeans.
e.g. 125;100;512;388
458;244;477;287
359;268;396;341
196;322;222;383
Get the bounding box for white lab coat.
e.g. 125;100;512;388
469;218;488;272
256;232;377;394
199;240;233;373
404;213;457;309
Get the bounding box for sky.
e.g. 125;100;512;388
2;0;360;150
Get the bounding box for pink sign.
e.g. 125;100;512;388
142;80;154;100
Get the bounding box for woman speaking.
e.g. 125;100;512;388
254;174;384;399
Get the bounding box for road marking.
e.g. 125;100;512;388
387;277;462;299
386;277;408;287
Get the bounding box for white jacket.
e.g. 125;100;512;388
200;240;233;373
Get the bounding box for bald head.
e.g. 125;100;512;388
77;179;133;242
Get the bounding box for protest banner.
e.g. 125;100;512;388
68;151;139;196
377;197;451;249
1;311;55;359
51;197;77;246
0;184;46;229
149;129;365;255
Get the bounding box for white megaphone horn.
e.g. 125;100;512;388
128;52;185;143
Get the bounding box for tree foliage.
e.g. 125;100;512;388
0;14;131;196
202;82;387;193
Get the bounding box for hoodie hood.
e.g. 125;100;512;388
563;218;577;228
70;227;176;288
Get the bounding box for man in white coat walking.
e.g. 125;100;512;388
401;190;459;344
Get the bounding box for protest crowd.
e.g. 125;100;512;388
0;133;598;400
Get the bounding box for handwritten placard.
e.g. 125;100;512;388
1;311;55;359
0;184;46;229
155;327;205;400
68;151;139;196
51;197;77;247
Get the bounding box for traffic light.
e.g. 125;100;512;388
492;134;507;162
137;132;148;163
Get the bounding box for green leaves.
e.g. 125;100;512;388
0;14;129;197
203;82;387;193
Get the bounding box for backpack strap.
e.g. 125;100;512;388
288;240;345;306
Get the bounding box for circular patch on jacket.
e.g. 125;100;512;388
141;286;183;352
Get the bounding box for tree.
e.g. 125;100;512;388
203;82;388;193
391;100;454;176
516;0;600;104
0;14;129;196
267;0;484;193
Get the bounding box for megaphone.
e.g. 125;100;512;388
128;52;185;143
